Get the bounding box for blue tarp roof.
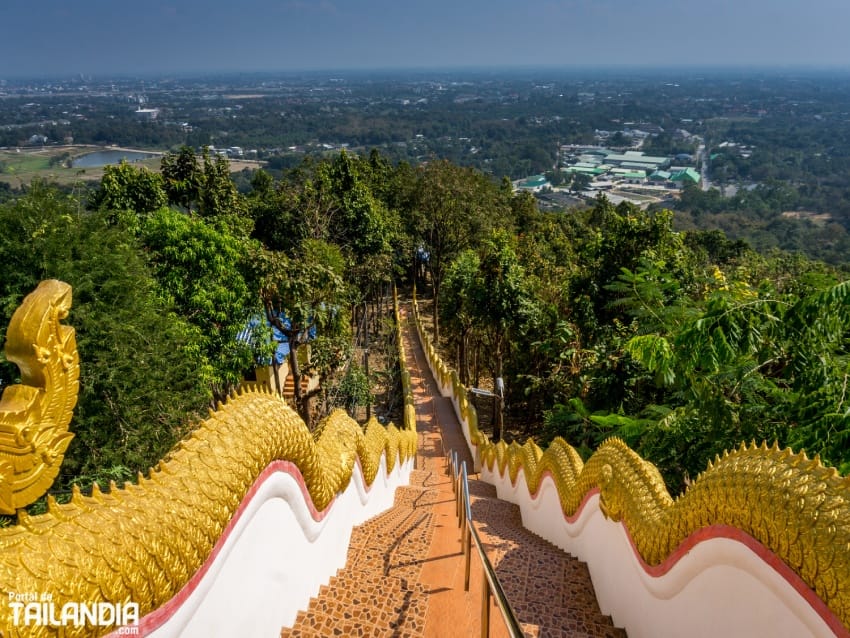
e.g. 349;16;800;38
236;313;316;365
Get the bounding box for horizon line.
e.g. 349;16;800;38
5;63;850;82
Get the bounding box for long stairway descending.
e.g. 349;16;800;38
280;307;627;637
280;470;440;637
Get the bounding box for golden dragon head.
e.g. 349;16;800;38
0;280;79;514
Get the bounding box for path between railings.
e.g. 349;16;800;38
399;306;510;638
281;305;623;637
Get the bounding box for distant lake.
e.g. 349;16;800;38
72;150;160;168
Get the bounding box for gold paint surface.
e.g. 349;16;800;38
412;293;850;631
0;280;79;514
0;282;418;638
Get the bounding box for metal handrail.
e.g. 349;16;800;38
447;451;524;638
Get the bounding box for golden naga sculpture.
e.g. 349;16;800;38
0;280;79;514
0;281;417;638
412;294;850;631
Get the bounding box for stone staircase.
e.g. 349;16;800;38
282;373;315;399
280;470;438;637
467;478;627;638
280;310;626;636
280;467;627;637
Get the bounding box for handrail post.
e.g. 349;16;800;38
464;525;472;591
459;465;467;532
457;474;463;524
462;461;472;591
481;575;491;638
454;453;462;524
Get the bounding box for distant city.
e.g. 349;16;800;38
2;68;850;263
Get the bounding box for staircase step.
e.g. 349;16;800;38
283;476;437;638
467;489;627;637
392;485;444;508
282;374;313;398
408;468;442;488
349;518;434;580
280;571;429;638
466;479;498;499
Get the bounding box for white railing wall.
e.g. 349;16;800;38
411;294;845;638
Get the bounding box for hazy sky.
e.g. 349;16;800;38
2;0;848;77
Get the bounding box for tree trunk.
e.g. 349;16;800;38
432;288;440;347
493;332;505;442
289;345;311;429
473;342;480;387
459;328;470;386
364;347;371;421
272;360;283;396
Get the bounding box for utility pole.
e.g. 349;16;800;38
494;377;504;443
364;301;371;421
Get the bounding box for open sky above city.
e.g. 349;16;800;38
2;0;848;77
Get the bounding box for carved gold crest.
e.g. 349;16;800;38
0;280;79;513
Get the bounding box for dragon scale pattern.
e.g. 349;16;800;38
413;294;850;630
0;282;417;638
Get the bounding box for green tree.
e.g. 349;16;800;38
570;172;592;194
620;266;850;489
258;239;350;427
474;231;531;382
141;207;258;401
247;169;303;253
0;184;211;490
250;152;402;346
412;159;512;344
89;161;167;222
160;146;203;212
198;150;251;237
440;250;480;385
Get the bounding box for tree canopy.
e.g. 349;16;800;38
2;148;848;501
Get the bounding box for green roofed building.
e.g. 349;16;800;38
670;168;700;184
518;175;550;191
565;165;605;175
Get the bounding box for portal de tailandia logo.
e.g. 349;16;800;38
8;591;140;635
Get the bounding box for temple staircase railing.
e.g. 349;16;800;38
411;287;850;638
0;281;418;638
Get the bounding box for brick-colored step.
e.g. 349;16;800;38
282;373;311;398
281;311;626;638
282;571;428;638
468;479;627;638
282;480;439;638
392;485;445;508
408;469;434;486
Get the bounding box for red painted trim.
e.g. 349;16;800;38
131;460;335;636
120;454;409;638
491;467;849;637
621;522;850;638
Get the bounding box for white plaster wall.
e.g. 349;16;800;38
480;464;837;638
417;312;840;637
141;455;411;638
